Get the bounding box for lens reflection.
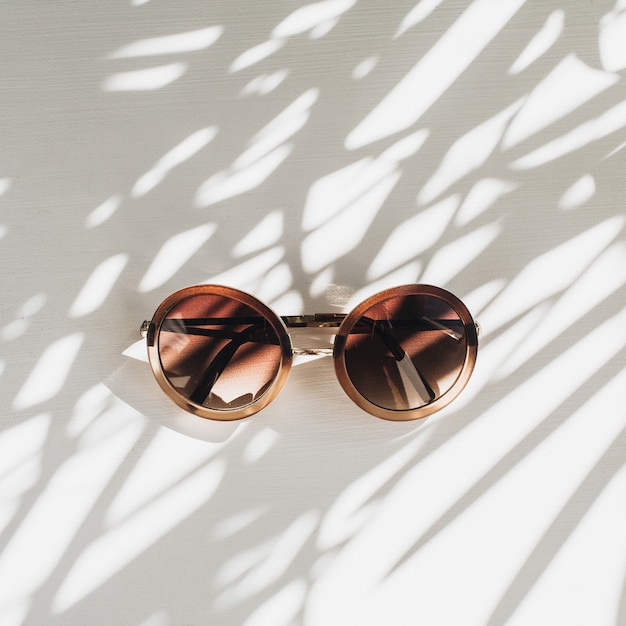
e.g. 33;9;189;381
157;294;282;411
343;294;467;411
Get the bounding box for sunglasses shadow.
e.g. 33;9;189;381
104;341;241;443
262;353;430;441
105;337;429;443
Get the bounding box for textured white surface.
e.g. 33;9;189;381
1;1;625;625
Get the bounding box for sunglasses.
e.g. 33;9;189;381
140;284;479;421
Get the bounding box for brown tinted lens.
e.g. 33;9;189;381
157;293;282;411
343;294;467;412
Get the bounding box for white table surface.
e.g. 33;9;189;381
1;1;625;625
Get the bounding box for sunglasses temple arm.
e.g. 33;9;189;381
188;340;238;406
154;315;347;332
187;322;270;406
148;315;445;405
360;317;436;403
156;318;258;340
418;315;464;340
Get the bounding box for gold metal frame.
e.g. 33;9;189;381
142;284;479;422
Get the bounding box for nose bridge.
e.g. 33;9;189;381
287;321;338;358
292;346;334;356
281;313;346;327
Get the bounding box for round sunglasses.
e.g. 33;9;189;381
141;284;479;421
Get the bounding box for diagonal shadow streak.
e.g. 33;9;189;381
485;422;626;626
18;423;159;625
382;346;626;583
619;569;626;626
